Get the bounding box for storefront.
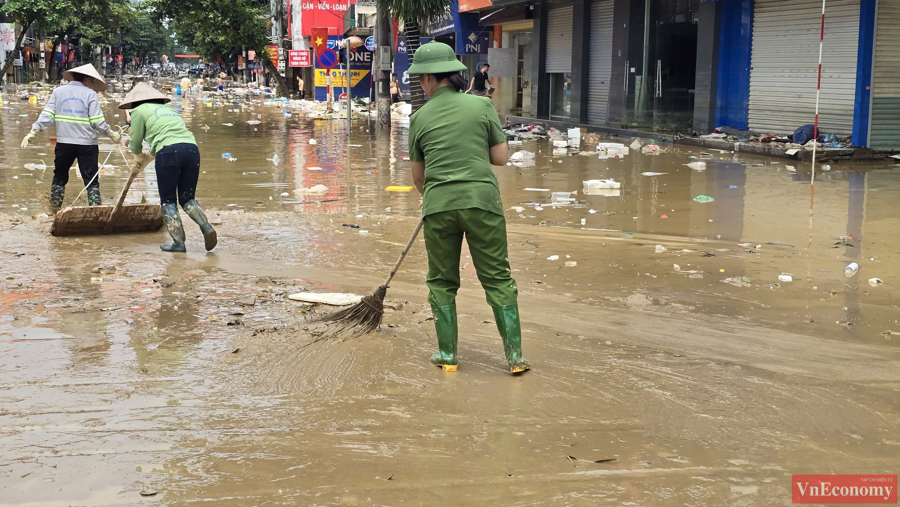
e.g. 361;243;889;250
868;0;900;148
748;0;860;135
425;0;492;83
587;0;614;124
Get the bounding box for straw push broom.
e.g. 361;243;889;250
317;218;424;336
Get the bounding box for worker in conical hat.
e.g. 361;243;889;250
406;42;528;374
20;64;121;211
119;83;217;253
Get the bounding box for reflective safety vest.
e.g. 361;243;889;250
32;81;111;145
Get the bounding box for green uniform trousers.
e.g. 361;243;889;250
423;207;518;308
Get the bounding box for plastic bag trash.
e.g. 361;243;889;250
630;139;642;150
552;139;569;148
510;206;525;212
642;172;666;176
565;261;578;267
686;161;707;171
778;274;793;282
655;245;667;253
786;165;796;172
525;187;550;191
567;128;581;147
510;150;536;161
294;184;329;195
287;292;363;306
551;191;577;203
583;179;621;190
221;152;232;158
280;192;289;196
547;255;559;261
24;161;48;171
508;140;523;147
641;144;661;155
844;262;859;277
821;164;831;171
868;277;883;287
309;139;317;145
596;143;629;157
692;195;715;203
267;154;280;165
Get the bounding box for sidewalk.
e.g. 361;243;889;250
502;114;895;163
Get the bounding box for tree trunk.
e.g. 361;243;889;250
0;21;33;82
405;21;426;114
262;58;289;97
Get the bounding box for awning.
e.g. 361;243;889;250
478;3;533;26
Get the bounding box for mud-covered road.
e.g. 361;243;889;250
1;90;899;505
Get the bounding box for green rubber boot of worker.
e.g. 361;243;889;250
160;203;187;252
87;186;101;206
49;184;65;213
493;304;531;373
430;305;458;371
182;199;217;251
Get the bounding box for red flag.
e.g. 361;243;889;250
312;27;329;57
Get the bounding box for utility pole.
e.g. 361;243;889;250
375;3;391;127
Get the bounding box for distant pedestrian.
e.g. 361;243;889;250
216;76;224;92
20;64;121;211
180;75;192;98
390;74;401;103
297;75;305;100
119;83;217;253
195;77;204;100
406;42;527;374
466;63;492;96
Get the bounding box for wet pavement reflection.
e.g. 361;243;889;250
1;91;899;505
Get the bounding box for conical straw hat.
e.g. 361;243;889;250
62;64;108;92
118;82;172;110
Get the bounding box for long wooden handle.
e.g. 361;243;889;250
102;146;140;234
382;218;424;288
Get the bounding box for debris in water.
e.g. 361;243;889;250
140;486;157;497
778;274;793;282
868;277;883;287
524;188;550;192
294;185;329;195
655;245;667;253
307;166;323;171
844;262;859;277
547;255;559;261
309;139;317;145
565;261;577;267
641;172;666;176
566;455;617;467
686;161;707;171
385;186;413;192
630;139;642;150
641;144;661;155
692;195;715;203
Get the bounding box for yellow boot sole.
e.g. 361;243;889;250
510;364;531;374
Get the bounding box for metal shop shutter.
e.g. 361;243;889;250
587;0;614;124
545;6;573;73
869;0;900;148
748;0;860;135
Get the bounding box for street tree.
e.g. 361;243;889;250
376;0;451;112
149;0;289;96
1;0;133;79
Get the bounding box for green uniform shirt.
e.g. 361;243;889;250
409;86;507;217
129;102;196;155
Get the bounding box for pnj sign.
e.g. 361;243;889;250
456;31;489;54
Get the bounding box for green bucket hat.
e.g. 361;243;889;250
407;41;467;75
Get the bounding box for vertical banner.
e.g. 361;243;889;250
394;37;411;101
0;23;16;71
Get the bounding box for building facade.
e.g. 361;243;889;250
467;0;899;149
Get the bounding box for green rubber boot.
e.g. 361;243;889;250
493;304;531;373
87;186;101;206
181;199;217;251
160;203;187;252
430;305;458;371
49;184;65;213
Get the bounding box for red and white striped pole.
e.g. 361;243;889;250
810;0;826;185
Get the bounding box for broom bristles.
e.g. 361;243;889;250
316;285;388;337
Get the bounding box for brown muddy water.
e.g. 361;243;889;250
1;90;899;505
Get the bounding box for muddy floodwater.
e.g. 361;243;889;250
1;91;899;505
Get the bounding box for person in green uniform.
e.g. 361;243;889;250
118;83;217;253
407;42;529;374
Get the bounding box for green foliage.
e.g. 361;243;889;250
149;0;269;61
120;8;176;61
1;0;133;45
376;0;451;27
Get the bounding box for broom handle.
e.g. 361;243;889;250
102;145;140;233
382;218;424;288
